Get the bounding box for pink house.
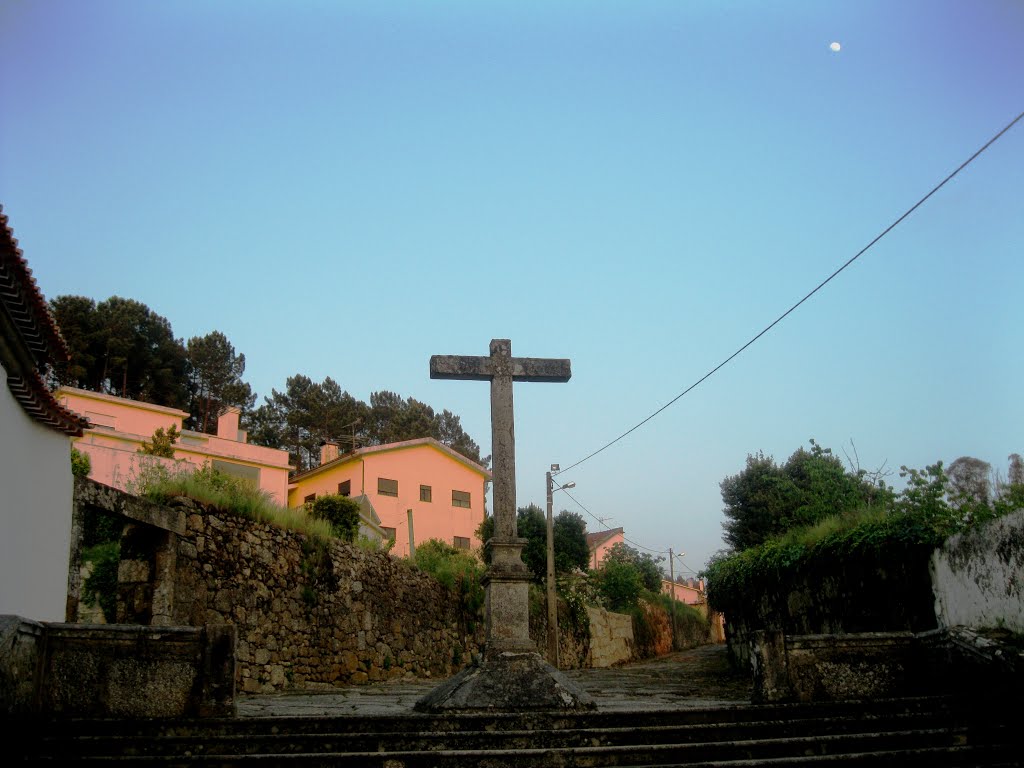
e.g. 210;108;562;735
660;577;705;605
586;527;624;569
288;438;491;557
57;387;292;504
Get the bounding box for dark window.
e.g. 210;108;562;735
382;527;396;541
303;493;316;504
454;536;471;550
337;480;351;496
378;477;398;497
213;459;260;486
420;484;432;502
452;490;471;508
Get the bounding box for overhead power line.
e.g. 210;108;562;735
556;109;1024;477
559;486;669;556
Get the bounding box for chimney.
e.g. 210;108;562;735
320;441;340;465
217;407;241;441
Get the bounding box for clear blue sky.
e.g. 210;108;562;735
2;1;1021;575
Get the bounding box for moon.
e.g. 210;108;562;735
830;41;841;52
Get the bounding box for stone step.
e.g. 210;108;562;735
25;694;961;739
38;712;979;758
16;696;1015;766
28;739;1014;768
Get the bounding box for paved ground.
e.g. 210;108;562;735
237;643;752;717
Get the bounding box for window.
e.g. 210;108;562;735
337;480;351;496
378;477;398;497
382;527;396;541
212;460;260;487
303;493;316;504
420;485;432;502
452;490;471;508
454;536;471;550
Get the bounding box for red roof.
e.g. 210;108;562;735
586;527;624;549
0;205;87;436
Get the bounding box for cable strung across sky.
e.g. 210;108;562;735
555;109;1024;480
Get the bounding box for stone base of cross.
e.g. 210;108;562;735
415;339;594;712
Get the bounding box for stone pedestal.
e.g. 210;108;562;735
414;650;594;712
416;536;594;712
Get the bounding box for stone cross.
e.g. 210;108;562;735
430;339;570;655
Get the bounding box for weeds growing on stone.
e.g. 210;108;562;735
131;461;335;541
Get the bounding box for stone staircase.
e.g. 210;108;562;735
15;696;1018;766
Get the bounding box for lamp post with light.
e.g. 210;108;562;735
545;465;575;668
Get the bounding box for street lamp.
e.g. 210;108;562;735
546;465;575;668
668;548;685;650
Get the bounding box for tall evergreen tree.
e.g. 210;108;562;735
186;331;255;433
49;295;188;408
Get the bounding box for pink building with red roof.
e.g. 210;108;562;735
586;527;625;569
288;438;491;557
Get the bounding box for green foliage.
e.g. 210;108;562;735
413;538;485;621
82;542;120;623
591;558;644;610
476;505;589;582
71;446;91;478
708;448;1024;617
299;537;338;607
705;505;943;614
50;295;190;408
558;575;592;642
647;591;711;645
81;507;123;549
553;510;591;574
138;424;179;457
602;542;664;592
720;440;888;551
133;462;334;541
248;377;486;473
308;494;361;542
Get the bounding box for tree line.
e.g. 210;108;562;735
50;295;484;471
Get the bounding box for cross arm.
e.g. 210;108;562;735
511;358;571;383
430;355;492;381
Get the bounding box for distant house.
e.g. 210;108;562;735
660;577;705;606
288;438;491;557
586;527;624;569
0;206;89;621
58;387;292;504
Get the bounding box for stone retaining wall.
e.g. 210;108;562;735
0;616;234;717
587;607;635;667
166;497;484;692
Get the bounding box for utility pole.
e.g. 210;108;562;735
407;509;415;559
545;468;558;667
669;547;677;652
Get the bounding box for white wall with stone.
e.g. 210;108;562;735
0;366;74;621
931;508;1024;633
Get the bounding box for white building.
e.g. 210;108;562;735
0;206;87;621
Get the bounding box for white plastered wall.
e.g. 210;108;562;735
931;508;1024;634
0;365;74;621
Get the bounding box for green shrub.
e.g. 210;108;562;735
704;506;945;614
308;494;361;542
138;424;179;457
591;558;644;611
414;539;485;621
82;541;120;623
71;447;91;478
